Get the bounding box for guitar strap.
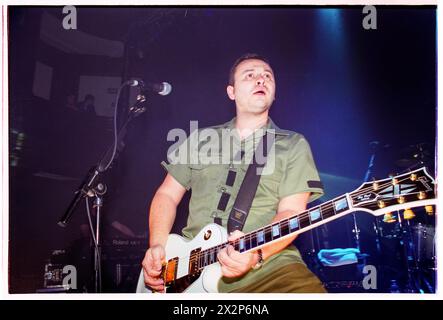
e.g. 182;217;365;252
220;131;274;233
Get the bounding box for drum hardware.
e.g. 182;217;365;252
362;142;436;293
395;143;431;170
383;212;397;223
403;208;415;220
380;208;436;293
425;205;434;216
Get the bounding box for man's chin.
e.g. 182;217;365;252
250;104;271;114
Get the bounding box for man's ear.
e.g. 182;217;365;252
226;85;235;101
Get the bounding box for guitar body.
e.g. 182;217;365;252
136;223;227;293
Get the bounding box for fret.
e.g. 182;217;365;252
239;237;245;253
331;200;337;215
250;233;258;248
209;251;215;264
264;227;272;243
257;230;265;245
271;223;281;240
280;218;290;236
288;217;299;232
245;236;252;251
299;215;310;229
321;201;335;219
213;249;218;263
334;197;349;213
309;208;322;223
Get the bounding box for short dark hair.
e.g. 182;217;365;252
228;53;272;86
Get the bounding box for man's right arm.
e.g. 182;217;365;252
142;173;187;292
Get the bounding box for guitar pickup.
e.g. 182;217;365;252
163;257;178;285
189;248;202;275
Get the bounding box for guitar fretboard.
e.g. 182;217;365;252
194;195;352;271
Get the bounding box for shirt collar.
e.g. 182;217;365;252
221;117;291;137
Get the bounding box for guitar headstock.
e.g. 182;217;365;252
350;167;436;216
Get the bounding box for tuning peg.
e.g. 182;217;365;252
425;205;434;216
410;173;417;181
397;196;405;204
372;178;379;191
403;208;415;220
418;191;426;200
378;200;386;208
383;212;396;223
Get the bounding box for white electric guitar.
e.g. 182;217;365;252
136;167;436;293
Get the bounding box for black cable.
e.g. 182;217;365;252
85;197;102;292
101;84;124;172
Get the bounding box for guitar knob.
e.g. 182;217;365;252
403;208;415;220
418;191;426;200
425;205;434;215
383;212;396;223
204;230;212;240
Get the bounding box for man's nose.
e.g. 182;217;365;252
256;76;265;85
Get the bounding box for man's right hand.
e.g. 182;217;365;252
141;245;166;292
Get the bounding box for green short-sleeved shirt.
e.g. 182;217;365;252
161;117;324;292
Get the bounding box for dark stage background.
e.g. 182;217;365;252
8;6;436;293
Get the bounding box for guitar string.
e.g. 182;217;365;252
194;177;431;267
188;175;431;269
226;175;424;246
194;176;430;266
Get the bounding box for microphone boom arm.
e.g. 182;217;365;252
57;93;147;227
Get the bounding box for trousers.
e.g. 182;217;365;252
229;263;327;293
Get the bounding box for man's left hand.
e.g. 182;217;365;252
217;230;260;278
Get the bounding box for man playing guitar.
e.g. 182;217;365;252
141;53;326;293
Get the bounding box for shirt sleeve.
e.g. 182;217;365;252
161;161;192;190
160;131;197;191
278;134;324;203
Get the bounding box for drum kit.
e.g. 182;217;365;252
372;142;436;293
309;142;437;293
375;205;436;293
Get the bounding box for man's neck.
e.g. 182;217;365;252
235;113;269;140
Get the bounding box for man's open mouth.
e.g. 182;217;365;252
253;90;266;95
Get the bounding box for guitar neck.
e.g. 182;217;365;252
196;194;353;271
190;167;435;275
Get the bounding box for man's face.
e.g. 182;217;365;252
227;59;276;116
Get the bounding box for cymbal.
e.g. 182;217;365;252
400;143;431;156
396;143;432;168
395;158;424;168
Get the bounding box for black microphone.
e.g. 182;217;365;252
125;79;172;96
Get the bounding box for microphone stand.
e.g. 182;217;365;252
58;92;148;293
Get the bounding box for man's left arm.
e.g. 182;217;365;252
258;192;310;259
217;192;310;278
